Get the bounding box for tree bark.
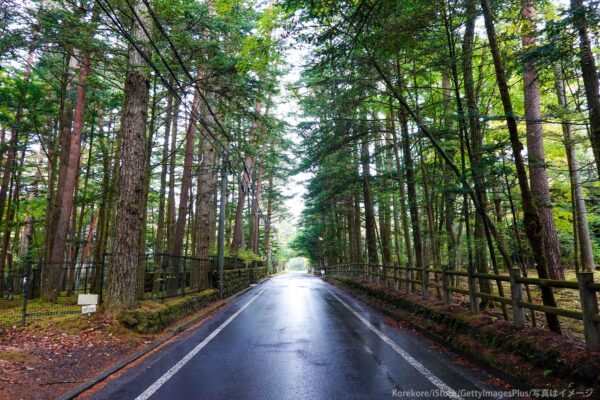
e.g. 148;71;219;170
481;0;561;332
554;64;594;273
570;0;600;176
48;54;90;265
230;101;263;255
105;1;151;310
522;0;563;280
361;138;379;266
398;107;423;275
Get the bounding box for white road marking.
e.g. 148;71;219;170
328;290;464;400
135;289;267;400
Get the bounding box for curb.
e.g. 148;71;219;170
58;278;270;400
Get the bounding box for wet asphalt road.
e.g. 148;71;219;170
88;273;516;400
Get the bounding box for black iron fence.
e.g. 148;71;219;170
0;261;106;326
1;253;268;326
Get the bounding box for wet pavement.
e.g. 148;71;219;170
89;273;515;399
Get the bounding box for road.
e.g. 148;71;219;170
88;273;517;400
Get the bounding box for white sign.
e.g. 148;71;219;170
77;294;98;305
81;304;97;314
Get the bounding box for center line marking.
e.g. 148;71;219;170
327;289;464;400
135;288;267;400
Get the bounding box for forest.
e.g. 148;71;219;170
0;0;291;311
288;0;600;340
0;0;599;337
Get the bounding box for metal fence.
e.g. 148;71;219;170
142;253;214;301
323;263;600;351
0;261;105;326
1;253;268;326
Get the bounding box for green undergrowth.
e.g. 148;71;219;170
118;289;219;333
326;276;600;390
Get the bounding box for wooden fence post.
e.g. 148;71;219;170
394;262;399;291
422;264;429;300
467;264;479;314
442;264;450;306
509;268;525;329
578;272;600;351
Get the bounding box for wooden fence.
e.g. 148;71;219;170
322;263;600;351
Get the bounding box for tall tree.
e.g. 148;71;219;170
521;0;563;279
105;1;151;310
570;0;600;175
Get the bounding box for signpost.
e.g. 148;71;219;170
78;294;98;315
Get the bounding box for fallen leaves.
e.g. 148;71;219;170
0;314;142;400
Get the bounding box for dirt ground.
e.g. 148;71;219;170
0;313;148;400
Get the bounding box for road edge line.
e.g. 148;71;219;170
327;288;465;400
134;288;267;400
58;279;270;400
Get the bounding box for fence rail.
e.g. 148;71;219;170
321;262;600;351
1;253;269;326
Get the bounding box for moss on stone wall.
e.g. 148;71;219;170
118;289;219;333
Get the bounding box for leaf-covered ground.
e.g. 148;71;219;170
0;314;147;400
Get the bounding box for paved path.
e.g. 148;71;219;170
89;273;517;399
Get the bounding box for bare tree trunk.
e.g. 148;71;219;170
49;55;90;263
361;139;379;266
91;117;114;293
153;93;173;294
522;0;563;280
570;0;600;175
166;98;180;249
378;137;393;271
249;154;264;254
195;137;218;260
105;1;151;310
554;64;594;272
230;101;263;255
399;106;423;275
389;100;413;269
347;193;359;263
46;52;79;264
481;0;561;332
167;76;201;295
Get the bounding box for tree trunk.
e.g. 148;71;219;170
522;0;563;280
389;100;413;269
48;54;90;264
166;99;180;250
554;64;594;273
105;1;150;310
249;154;264;254
398;106;423;275
481;0;561;332
153;93;173;295
570;0;600;176
361;139;379;266
230;101;263;255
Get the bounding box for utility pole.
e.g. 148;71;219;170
217;150;229;297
